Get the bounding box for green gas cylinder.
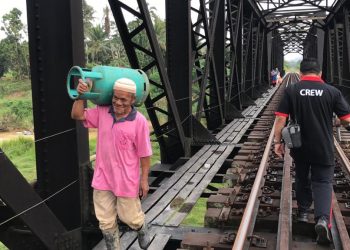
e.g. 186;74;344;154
66;65;150;106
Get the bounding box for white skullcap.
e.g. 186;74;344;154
113;78;137;94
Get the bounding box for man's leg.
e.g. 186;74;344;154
93;189;120;250
116;197;150;249
311;164;334;244
294;160;312;222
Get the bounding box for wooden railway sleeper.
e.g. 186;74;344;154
247;235;268;248
257;207;272;218
224;190;237;207
264;174;282;182
267;169;283;175
335;178;350;186
342;191;350;198
231;208;244;216
261;186;275;194
345;201;350;209
218;206;231;222
241;184;252;192
334;171;344;178
247;167;258;174
219;232;236;244
244;173;257;182
235;193;250;202
258;195;273;205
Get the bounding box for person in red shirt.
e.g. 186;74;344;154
274;58;350;245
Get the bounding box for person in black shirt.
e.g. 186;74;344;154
274;58;350;244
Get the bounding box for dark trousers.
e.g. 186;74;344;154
294;160;334;223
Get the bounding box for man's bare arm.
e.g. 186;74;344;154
139;156;151;199
274;116;287;142
274;116;287;158
71;80;89;120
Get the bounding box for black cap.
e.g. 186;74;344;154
300;58;321;74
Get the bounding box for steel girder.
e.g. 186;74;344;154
303;26;325;66
107;0;273;161
271;30;284;75
241;11;254;98
0;150;67;249
226;0;243;113
108;0;186;163
26;0;86;229
323;3;350;102
190;0;224;130
323;26;334;83
258;1;339;56
343;8;350;85
224;0;270;114
0;0;101;249
166;0;219;150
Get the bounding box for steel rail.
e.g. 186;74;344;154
232;120;276;250
276;147;292;250
332;138;350;249
334;138;350;175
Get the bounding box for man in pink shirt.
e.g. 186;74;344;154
71;78;152;250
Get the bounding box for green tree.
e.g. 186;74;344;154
149;6;166;53
0;38;12;75
82;0;95;33
83;3;166;70
1;8;23;40
86;25;112;65
0;8;29;79
103;6;111;37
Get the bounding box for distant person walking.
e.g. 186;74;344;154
274;58;350;245
271;68;278;86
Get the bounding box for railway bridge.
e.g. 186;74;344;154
1;0;350;249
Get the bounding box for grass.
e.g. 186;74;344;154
0;76;32;98
0;243;7;250
181;183;227;227
0;78;33;130
0;137;36;181
181;198;207;227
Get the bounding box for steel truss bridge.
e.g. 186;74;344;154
1;0;350;249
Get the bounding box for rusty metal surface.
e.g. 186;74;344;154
276;148;292;250
232;121;276;250
332;139;350;249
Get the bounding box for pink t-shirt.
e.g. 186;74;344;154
83;106;152;197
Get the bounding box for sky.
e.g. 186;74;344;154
0;0;300;61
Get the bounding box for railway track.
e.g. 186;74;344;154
178;73;350;250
